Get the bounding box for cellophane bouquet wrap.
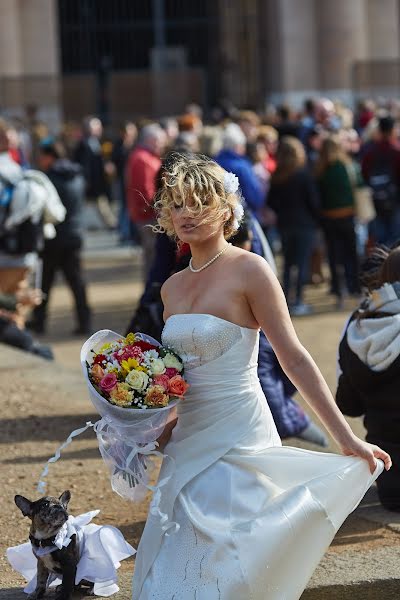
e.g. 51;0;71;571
81;329;188;501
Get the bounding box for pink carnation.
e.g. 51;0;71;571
114;345;144;364
153;374;170;391
100;373;118;393
165;368;178;379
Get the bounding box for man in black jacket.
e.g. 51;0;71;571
30;141;92;335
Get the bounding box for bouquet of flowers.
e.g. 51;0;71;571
37;329;188;516
80;330;188;501
87;331;188;410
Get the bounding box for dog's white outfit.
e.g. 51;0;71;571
7;510;135;597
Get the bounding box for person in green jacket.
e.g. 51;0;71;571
316;135;361;305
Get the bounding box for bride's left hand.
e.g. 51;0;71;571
340;434;392;474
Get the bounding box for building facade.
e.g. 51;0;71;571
0;0;399;127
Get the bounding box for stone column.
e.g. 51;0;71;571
19;0;60;76
18;0;61;128
0;0;23;76
262;0;318;107
366;0;400;59
316;0;368;102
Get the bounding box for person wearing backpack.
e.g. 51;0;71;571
29;140;92;335
0;119;66;295
362;116;400;246
0;119;33;292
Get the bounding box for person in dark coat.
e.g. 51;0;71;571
111;121;138;243
31;140;92;335
337;245;400;510
268;136;320;315
73;116;116;229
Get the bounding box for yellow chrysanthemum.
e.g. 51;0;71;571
125;333;136;344
121;357;148;376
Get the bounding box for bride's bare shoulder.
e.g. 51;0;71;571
161;270;186;301
230;247;275;280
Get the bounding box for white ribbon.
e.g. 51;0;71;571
36;417;178;534
37;421;95;494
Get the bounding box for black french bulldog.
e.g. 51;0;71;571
15;490;79;600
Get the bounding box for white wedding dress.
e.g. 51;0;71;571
133;313;382;600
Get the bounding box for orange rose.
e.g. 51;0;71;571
91;363;105;384
168;375;189;397
145;385;169;408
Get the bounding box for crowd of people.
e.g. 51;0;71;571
1;95;400;508
2;97;400;300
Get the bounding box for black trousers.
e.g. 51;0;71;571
33;241;91;330
322;216;360;297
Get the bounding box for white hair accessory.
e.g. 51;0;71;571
232;202;244;231
224;171;239;195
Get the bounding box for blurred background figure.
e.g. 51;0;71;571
111;121;138;245
362;115;400;246
216;123;264;216
0;118;49;296
316;136;361;307
173;131;200;154
276;104;300;139
30;139;91;335
74;115;116;230
268;136;320;315
125;123;167;279
237;110;260;143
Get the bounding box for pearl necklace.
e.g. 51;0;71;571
189;243;231;273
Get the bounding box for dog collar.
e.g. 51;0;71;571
29;534;56;548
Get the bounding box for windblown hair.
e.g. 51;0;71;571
271;136;306;184
154;152;242;240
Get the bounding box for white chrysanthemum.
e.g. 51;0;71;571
148;358;167;375
163;352;183;372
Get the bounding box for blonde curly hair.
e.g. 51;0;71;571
154;153;242;240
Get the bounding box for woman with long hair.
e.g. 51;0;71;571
132;153;390;600
268;136;319;315
316;135;361;304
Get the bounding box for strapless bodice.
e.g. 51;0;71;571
162;313;259;372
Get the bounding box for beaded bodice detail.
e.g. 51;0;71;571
162;313;242;370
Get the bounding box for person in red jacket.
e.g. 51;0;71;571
126;124;167;278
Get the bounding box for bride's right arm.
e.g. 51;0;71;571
243;254;391;474
157;407;178;451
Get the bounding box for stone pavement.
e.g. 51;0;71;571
1;231;399;599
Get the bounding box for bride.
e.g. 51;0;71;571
132;153;391;600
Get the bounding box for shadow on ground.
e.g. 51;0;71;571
0;415;97;443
